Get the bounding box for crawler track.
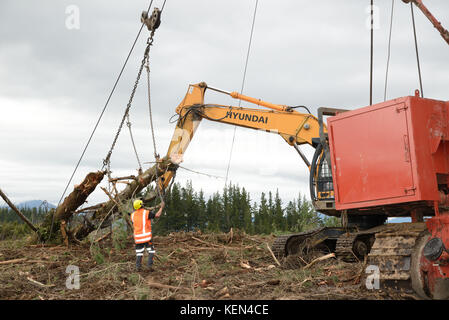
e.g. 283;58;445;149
271;228;326;259
271;227;346;260
335;233;359;262
367;223;427;287
273;222;430;295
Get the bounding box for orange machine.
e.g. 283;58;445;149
157;80;449;299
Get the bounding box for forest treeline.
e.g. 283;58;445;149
0;182;340;239
149;182;340;235
0;206;47;239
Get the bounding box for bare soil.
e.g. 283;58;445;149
0;231;418;300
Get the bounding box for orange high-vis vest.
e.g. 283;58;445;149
130;208;152;244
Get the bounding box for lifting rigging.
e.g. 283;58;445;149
50;2;167;240
98;5;166;217
57;1;157;209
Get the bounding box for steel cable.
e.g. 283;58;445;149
410;2;424;97
224;0;259;187
384;0;395;101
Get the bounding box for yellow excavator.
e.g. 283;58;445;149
157;81;350;260
157;81;339;215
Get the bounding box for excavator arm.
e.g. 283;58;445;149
158;82;325;190
403;0;449;45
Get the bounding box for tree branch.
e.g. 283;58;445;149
0;188;38;232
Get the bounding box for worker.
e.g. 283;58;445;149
130;198;165;271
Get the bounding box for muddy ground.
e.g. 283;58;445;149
0;230;418;300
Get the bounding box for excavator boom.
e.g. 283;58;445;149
159;82;324;190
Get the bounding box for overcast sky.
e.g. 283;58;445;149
1;0;449;208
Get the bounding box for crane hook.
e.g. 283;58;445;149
141;7;161;32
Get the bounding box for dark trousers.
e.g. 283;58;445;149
135;241;155;269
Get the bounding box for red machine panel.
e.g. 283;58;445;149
327;96;449;211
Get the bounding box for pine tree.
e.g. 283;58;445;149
182;181;197;231
222;185;231;231
285;199;298;232
256;192;270;234
166;183;186;232
229;184;238;229
206;192;222;232
241;188;253;234
250;201;258;235
273;190;285;231
196;190;207;230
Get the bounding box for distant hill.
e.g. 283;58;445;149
13;200;56;210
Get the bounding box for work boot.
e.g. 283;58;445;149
136;255;143;272
147;253;154;268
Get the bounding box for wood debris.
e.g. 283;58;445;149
27;277;55;288
266;242;281;267
303;253;336;270
147;280;191;293
239;260;251;269
0;258;27;265
216;286;229;297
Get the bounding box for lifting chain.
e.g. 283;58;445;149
126;113;143;174
142;7;165;203
102;7;163;198
102;43;150;179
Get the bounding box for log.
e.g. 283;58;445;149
72;215;96;241
54;171;105;222
191;236;242;251
266;243;281;267
71;158;175;241
108;175;137;183
147;281;190;293
244;279;280;287
27;277;55;288
191;236;222;248
0;258;27;265
92;157;173;221
74;203;103;214
60;220;69;247
95;231;112;243
303;253;336;270
0;188;38;232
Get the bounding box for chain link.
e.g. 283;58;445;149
126;113;143;172
145;33;164;203
146;48;158;160
102;40;151;177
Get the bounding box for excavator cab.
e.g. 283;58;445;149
309;107;348;216
310;144;334;205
